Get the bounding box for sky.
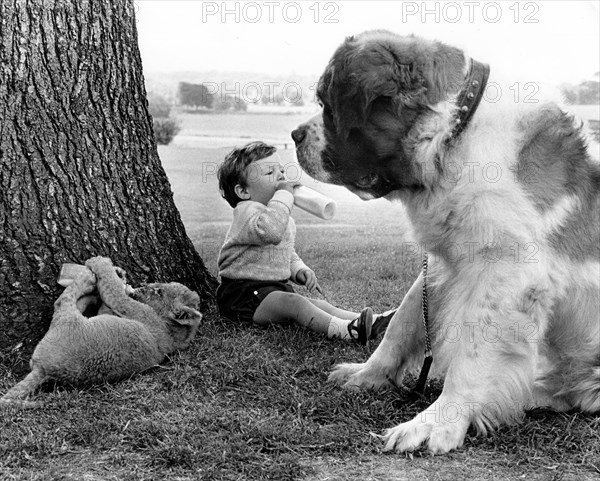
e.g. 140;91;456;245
135;0;600;85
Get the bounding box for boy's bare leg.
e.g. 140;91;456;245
253;291;332;333
307;298;358;320
253;291;374;343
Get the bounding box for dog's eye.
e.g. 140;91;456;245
355;173;379;189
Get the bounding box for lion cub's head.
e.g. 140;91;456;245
132;282;202;350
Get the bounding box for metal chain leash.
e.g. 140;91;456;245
409;253;433;398
421;253;432;358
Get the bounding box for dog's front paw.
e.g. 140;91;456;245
328;362;393;391
381;417;433;452
381;408;469;454
328;362;365;386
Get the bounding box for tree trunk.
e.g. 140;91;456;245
0;0;217;362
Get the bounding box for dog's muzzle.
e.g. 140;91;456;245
292;113;333;183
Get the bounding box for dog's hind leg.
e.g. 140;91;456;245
535;285;600;413
328;271;427;390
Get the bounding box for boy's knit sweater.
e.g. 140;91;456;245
217;189;308;282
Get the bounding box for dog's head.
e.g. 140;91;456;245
293;30;465;199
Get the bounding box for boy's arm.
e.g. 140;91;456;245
239;189;295;245
291;256;322;294
290;250;309;283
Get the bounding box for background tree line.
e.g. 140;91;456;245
178;82;247;112
176;81;306;112
560;73;600;105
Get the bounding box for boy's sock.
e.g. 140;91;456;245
327;309;373;345
327;316;352;340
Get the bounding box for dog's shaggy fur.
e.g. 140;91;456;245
293;30;600;454
0;256;202;407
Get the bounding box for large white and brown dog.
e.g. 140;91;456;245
292;30;600;454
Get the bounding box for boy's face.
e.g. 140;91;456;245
236;154;286;206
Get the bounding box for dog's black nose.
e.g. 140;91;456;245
291;126;306;145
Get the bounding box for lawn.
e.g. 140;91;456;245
1;130;599;480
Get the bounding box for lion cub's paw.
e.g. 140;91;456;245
85;256;113;272
0;397;41;409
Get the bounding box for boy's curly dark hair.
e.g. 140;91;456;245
217;141;277;207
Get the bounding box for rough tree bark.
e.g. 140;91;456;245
0;0;217;362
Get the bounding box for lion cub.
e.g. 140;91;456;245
1;256;202;407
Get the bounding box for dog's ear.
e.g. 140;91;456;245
168;306;202;349
375;38;466;108
319;37;428;139
415;40;466;104
319;34;466;139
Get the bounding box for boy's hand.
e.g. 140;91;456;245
275;179;301;194
296;268;322;294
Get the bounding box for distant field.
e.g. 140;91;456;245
173;111;315;150
170;104;600;158
174;111;312;141
567;104;600;156
567;103;599;123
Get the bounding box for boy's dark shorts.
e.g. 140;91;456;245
217;277;295;323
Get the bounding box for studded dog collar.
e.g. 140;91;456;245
446;58;491;144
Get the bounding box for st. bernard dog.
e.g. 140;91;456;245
292;30;600;454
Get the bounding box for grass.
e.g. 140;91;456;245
1;130;600;480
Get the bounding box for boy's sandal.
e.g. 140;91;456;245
347;307;373;346
370;309;397;339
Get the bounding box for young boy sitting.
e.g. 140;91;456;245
216;141;394;345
